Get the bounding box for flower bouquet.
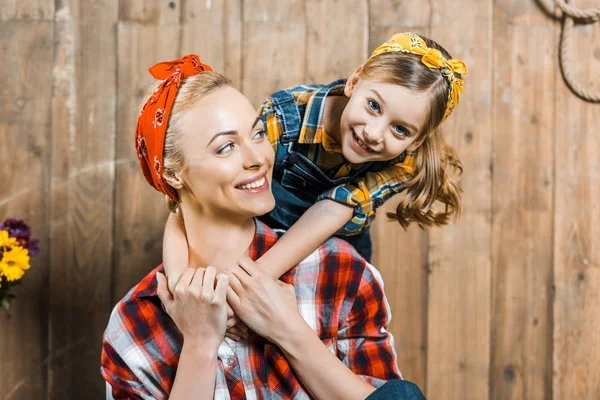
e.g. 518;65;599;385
0;218;39;311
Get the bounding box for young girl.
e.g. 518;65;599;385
163;32;466;294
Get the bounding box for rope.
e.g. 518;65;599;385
540;0;600;102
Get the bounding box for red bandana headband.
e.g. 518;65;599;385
135;54;213;203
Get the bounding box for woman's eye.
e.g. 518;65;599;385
393;125;408;137
368;99;381;113
253;129;267;140
217;142;235;154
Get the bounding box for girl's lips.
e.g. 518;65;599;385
351;129;373;155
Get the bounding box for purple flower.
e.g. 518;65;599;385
1;218;39;257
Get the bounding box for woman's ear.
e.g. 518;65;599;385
344;65;363;97
163;171;184;190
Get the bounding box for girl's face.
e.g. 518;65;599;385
172;86;275;220
339;76;430;164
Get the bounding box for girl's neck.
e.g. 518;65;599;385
180;206;256;273
322;94;348;144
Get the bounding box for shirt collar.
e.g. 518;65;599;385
134;219;279;299
298;79;346;153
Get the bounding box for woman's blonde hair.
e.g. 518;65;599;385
143;72;231;217
359;35;463;228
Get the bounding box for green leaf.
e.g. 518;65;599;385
2;298;10;311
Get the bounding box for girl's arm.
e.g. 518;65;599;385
163;212;190;293
257;199;354;279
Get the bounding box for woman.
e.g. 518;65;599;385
101;55;425;399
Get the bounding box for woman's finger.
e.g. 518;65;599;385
156;272;173;307
227;326;248;339
174;267;196;295
189;267;205;297
214;273;229;303
233;321;249;334
226;314;240;329
226;286;241;312
225;331;241;342
228;270;247;294
202;266;218;297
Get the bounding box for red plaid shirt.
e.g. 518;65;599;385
101;220;401;399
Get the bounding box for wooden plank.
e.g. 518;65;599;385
113;17;180;301
368;0;431;50
180;0;243;88
0;20;53;400
372;202;428;389
490;2;555;399
242;0;306;107
368;0;431;390
553;8;600;399
305;0;367;82
119;0;179;24
0;0;54;20
427;0;493;398
48;1;118;397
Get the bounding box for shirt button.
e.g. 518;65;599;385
226;357;235;366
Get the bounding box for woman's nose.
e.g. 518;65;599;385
242;140;265;169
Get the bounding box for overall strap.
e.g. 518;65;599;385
268;89;302;143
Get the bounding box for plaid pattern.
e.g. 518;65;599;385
101;220;401;399
259;80;415;235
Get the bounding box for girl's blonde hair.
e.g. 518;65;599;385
144;72;231;217
359;36;463;228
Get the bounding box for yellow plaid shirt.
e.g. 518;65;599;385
258;80;415;235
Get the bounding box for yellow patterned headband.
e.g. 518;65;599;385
369;32;468;122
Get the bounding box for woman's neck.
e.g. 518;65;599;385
322;94;348;144
180;208;256;273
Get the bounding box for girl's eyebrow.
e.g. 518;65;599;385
206;117;262;147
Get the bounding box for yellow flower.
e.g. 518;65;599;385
0;245;30;282
0;230;18;248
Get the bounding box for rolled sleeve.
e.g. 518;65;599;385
257;98;281;150
336;262;402;386
317;159;415;235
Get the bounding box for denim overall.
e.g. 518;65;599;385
258;88;379;261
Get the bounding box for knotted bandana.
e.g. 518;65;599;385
369;32;468;122
135;54;213;202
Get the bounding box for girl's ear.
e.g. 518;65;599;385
163;171;184;190
344;65;363;97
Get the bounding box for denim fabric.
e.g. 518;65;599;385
258;88;374;261
365;380;426;400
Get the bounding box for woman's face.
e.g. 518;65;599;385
174;86;275;220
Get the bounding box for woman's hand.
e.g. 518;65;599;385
226;256;305;344
156;266;229;349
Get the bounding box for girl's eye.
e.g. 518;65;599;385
393;125;408;137
217;142;235;154
368;99;381;113
253;129;267;140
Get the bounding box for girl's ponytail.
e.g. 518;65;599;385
389;128;462;228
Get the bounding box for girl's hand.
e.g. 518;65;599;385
226;256;304;344
225;303;250;341
156;267;229;349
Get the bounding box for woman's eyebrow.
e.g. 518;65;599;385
206;117;262;147
207;131;237;147
251;116;262;130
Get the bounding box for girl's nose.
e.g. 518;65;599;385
364;126;385;145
